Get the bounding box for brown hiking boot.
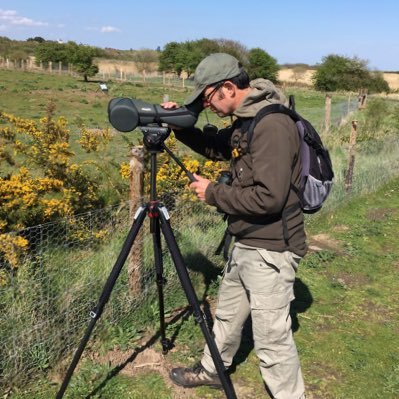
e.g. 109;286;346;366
169;362;222;389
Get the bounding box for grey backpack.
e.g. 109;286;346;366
247;96;334;213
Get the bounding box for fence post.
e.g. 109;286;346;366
128;146;145;296
345;120;358;192
324;93;331;132
358;89;368;110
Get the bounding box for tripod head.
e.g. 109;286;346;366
108;96;200;182
139;125;196;184
140;126;171;152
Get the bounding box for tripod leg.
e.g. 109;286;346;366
56;206;148;399
151;215;173;353
158;205;237;399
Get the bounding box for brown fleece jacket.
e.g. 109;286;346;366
174;79;307;257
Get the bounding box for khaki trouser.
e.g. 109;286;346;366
201;242;305;399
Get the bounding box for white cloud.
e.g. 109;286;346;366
100;26;121;33
0;9;48;27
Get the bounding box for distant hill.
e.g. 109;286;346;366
278;68;399;90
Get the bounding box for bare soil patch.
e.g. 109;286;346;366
328;270;370;289
366;207;395;221
90;343;256;398
308;233;345;255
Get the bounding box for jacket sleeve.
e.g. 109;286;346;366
173;126;232;161
205;114;299;216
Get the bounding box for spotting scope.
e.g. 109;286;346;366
108;97;203;132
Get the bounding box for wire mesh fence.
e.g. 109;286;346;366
0;198;226;393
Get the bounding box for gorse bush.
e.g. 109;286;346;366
362;97;399;136
0;105;102;231
153;135;227;203
78;126;112;152
0;106;227;277
0;104;106;273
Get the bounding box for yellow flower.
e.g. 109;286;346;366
0;233;29;269
41;198;73;217
120;162;130;179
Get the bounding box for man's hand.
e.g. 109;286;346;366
190;173;211;201
160;102;182;130
160;101;179;109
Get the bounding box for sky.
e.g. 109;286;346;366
0;0;398;71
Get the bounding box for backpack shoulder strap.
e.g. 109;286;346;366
289;94;296;111
247;103;300;147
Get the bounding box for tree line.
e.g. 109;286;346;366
0;35;390;92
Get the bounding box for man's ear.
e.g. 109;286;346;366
223;81;236;97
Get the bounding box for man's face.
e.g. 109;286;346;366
202;82;233;117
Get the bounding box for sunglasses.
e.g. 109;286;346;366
202;81;225;103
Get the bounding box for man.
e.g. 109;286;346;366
163;53;306;399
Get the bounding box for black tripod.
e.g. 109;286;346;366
56;126;237;399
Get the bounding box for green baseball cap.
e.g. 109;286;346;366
184;53;241;106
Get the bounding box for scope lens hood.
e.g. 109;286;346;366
108;98;139;132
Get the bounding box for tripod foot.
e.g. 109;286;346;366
161;338;174;354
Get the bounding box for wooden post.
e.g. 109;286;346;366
358;89;368;110
361;93;367;109
128;146;145;296
324;93;331;133
345;120;358;192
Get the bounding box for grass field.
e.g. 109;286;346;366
0;68;353;130
4;177;399;399
0;68;193;128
